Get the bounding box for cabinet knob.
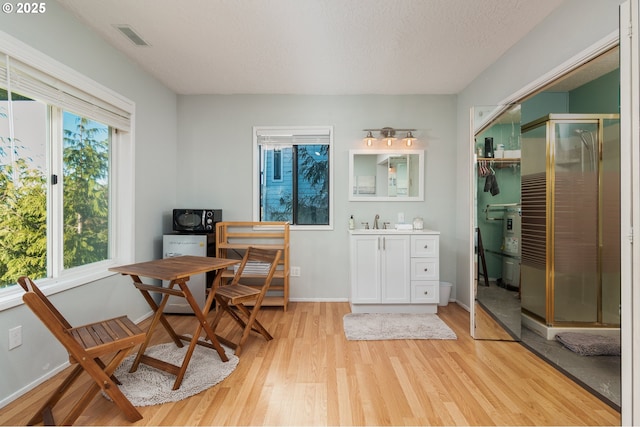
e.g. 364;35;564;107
424;244;428;249
424;268;429;272
424;290;429;295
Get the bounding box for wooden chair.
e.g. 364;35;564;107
18;276;145;426
210;247;282;356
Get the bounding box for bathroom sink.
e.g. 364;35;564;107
351;228;415;234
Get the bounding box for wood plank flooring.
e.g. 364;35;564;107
0;302;620;426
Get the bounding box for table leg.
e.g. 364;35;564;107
128;276;183;374
134;282;183;347
171;278;229;390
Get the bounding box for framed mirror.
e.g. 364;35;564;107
349;149;424;201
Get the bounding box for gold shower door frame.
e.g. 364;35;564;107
522;113;620;328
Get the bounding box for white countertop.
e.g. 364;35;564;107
349;228;439;235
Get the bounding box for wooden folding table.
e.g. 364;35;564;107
109;255;240;390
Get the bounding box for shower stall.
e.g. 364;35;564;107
520;114;620;337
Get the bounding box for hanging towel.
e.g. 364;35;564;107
490;174;500;196
484;174;500;196
483;174;493;192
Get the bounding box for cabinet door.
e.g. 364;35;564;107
350;235;381;303
380;235;411;303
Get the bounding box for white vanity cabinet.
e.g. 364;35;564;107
349;229;440;313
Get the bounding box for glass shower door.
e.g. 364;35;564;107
601;118;621;325
552;121;599;323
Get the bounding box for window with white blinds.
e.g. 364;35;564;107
254;126;333;229
0;31;135;309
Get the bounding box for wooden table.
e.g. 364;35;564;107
109;255;240;390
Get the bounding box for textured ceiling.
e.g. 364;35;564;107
57;0;567;95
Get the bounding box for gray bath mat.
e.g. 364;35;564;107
343;313;457;341
555;332;620;356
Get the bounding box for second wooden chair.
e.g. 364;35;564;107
210;247;282;356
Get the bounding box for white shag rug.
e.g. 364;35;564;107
109;341;239;407
343;313;457;341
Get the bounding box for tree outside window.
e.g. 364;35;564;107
0;90;111;287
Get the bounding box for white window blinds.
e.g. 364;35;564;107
0;54;131;131
255;127;331;145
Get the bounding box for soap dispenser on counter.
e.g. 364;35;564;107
349;215;355;230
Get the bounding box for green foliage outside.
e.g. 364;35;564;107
0;159;47;285
0;107;109;287
62;116;109;269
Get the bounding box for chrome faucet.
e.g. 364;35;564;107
373;214;380;229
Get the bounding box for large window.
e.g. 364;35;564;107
254;126;333;229
0;102;112;284
0;34;134;308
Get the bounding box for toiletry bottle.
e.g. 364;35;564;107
484;137;494;158
349;215;355;230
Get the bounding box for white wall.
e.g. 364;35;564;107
455;0;624;309
0;2;178;405
177;94;458;301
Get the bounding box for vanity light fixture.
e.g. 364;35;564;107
363;127;417;147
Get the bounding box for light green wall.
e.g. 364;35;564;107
570;69;620;113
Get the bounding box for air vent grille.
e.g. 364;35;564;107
114;25;150;47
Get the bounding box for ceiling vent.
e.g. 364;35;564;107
114;25;150;47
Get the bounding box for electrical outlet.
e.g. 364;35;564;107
398;212;405;223
9;325;22;350
290;266;301;277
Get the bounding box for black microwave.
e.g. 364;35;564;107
172;209;222;233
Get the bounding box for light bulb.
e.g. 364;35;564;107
364;131;375;146
403;131;416;147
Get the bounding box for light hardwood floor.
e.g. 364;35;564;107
0;302;620;426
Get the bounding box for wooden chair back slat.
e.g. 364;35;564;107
17;276;72;329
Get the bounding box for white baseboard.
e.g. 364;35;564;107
0;361;70;409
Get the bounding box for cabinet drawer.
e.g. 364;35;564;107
412;281;439;303
411;258;439;280
411;235;439;257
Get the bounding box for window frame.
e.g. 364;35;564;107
253;126;334;231
0;30;135;311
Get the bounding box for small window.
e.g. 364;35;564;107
272;148;283;182
254;126;333;229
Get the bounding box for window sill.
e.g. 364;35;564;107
290;224;334;231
